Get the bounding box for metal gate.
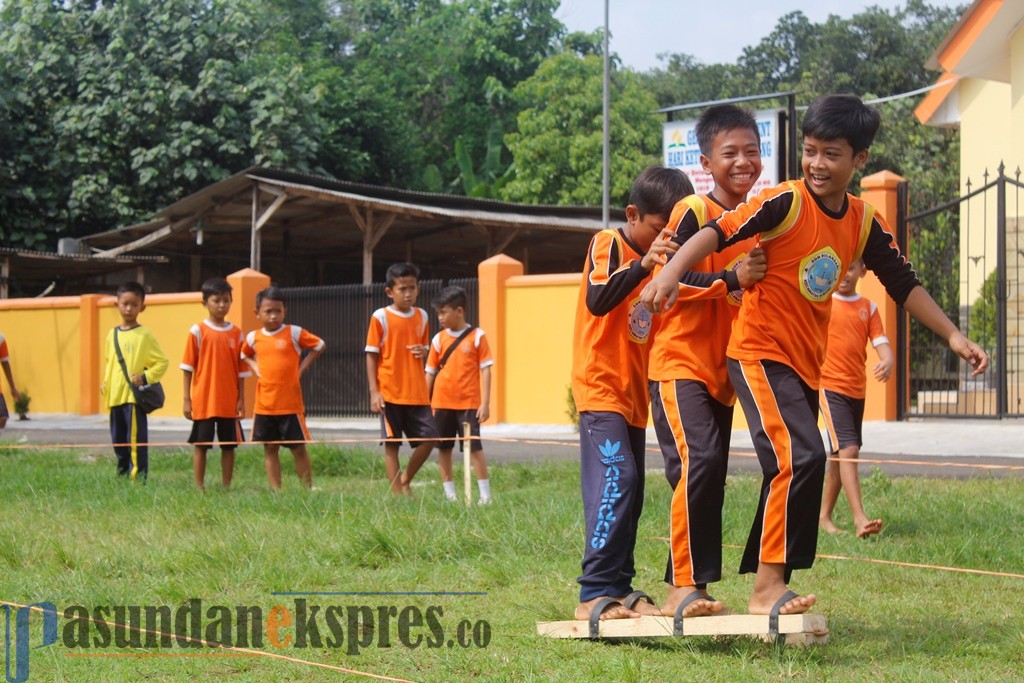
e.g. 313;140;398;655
898;163;1024;418
281;278;478;417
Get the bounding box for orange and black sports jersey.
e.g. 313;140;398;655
365;306;431;405
572;227;658;427
649;194;756;405
0;334;8;363
241;325;324;415
180;320;251;420
820;293;888;399
426;327;494;410
708;179;919;390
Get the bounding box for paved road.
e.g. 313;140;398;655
6;415;1023;479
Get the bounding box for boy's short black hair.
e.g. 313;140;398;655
696;104;759;156
628;166;694;219
386;262;420;288
201;277;232;302
432;285;468;312
116;281;146;302
802;94;881;154
255;286;286;309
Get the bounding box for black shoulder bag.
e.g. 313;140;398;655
430;326;475;397
113;327;165;414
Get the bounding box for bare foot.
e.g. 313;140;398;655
661;586;724;617
620;592;662;616
575;596;639;621
749;590;816;616
855;517;883;538
819;517;846;534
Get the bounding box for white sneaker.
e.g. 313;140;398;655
478;496;492;506
445;493;458;503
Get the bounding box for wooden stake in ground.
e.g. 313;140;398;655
463;421;472;506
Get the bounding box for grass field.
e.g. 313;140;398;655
1;443;1023;682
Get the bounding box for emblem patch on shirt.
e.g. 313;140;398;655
799;248;841;302
627;297;653;343
725;253;746;307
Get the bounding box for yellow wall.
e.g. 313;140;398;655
503;273;580;424
0;299;81;413
0;293;202;417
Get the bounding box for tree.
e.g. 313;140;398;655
500;41;661;207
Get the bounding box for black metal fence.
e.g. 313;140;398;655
282;278;478;417
898;164;1023;418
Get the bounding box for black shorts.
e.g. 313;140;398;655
820;389;865;453
251;413;310;449
188;417;244;449
433;408;483;452
380;403;439;448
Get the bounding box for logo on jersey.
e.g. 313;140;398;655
799;248;842;302
626;297;653;343
725;253;746;306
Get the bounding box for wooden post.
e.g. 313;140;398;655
859;170;906;422
250;183;262;271
463;421;472;507
478;254;524;423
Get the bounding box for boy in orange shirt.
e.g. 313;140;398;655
819;259;892;538
241;286;325;489
425;285;494;504
366;262;439;495
648;105;766;619
181;277;250;490
642;94;987;621
572;166;693;624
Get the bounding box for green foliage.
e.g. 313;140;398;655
12;388;29;418
565;383;578;431
501;49;661;206
968;268;998;355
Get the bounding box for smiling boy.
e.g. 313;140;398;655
641;94;988;622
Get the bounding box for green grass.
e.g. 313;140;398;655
1;445;1023;682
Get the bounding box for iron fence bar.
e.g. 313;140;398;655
996;165;1008;417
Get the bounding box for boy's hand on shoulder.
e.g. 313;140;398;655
640;228;678;271
949;332;989;377
737;247;767;289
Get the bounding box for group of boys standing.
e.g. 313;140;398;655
572;94;988;626
98;266;496;503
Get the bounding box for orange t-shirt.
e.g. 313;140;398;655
365;306;431;405
710;179;918;390
0;334;8;363
649;194;756;406
180;320;251;420
241;324;324;415
426;327;494;410
571;228;659;428
820;294;888;399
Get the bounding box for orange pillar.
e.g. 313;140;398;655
227;268;271;418
478;254;524;423
859;170;906;421
79;294;102;415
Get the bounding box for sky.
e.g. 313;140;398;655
556;0;968;72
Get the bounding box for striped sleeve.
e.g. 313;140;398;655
585;229;648;316
862;214;921;306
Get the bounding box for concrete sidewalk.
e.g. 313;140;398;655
5;413;1023;460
